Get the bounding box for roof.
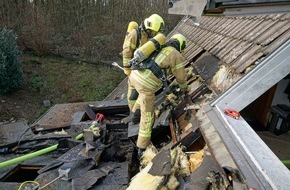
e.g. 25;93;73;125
170;13;290;189
105;13;290;189
1;13;290;190
174;13;290;93
106;13;290;100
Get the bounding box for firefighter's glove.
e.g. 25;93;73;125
166;93;177;101
165;93;178;107
124;68;131;76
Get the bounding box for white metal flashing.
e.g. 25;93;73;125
203;39;290;189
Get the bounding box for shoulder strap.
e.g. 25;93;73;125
132;44;168;69
135;27;141;49
146;44;169;90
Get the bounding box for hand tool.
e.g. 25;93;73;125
95;113;105;124
112;62;124;71
36;168;70;190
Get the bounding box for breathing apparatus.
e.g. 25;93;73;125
126;21;138;35
129;33;166;68
129;33;168;92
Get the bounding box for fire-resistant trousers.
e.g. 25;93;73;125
128;77;155;149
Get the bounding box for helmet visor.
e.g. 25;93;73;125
158;22;164;33
180;40;186;52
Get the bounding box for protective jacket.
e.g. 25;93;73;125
130;46;187;92
123;26;150;112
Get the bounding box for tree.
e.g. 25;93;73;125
0;27;23;95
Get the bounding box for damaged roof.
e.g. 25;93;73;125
1;13;290;190
175;13;290;189
174;13;290;94
106;13;290;100
105;12;290;189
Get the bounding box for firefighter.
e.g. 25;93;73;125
128;34;188;156
122;14;165;124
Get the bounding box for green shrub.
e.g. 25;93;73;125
31;75;46;92
0;28;23;95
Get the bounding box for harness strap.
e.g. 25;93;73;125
150;38;161;50
131;45;169;91
135;27;141;49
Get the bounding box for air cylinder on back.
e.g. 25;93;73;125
126;21;138;35
131;33;166;65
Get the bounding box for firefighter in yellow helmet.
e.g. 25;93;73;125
128;33;188;155
122;14;165;124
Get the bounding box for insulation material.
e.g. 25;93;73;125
140;144;158;169
128;145;192;190
54;129;68;135
127;162;165;190
91;126;102;137
189;149;204;173
212;65;241;92
244;64;256;74
160;174;179;190
172;146;191;177
206;171;229;190
166;93;179;107
178;152;191;177
155;108;162;118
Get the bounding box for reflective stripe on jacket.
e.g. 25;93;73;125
130;46;187;91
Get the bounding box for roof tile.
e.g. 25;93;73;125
258;20;290;45
231;44;262;72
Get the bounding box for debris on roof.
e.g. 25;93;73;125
0;78;216;190
1;12;290;190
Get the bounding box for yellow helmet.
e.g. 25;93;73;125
170;34;186;52
144;14;165;32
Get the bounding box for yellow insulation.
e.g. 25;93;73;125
127;145;205;190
